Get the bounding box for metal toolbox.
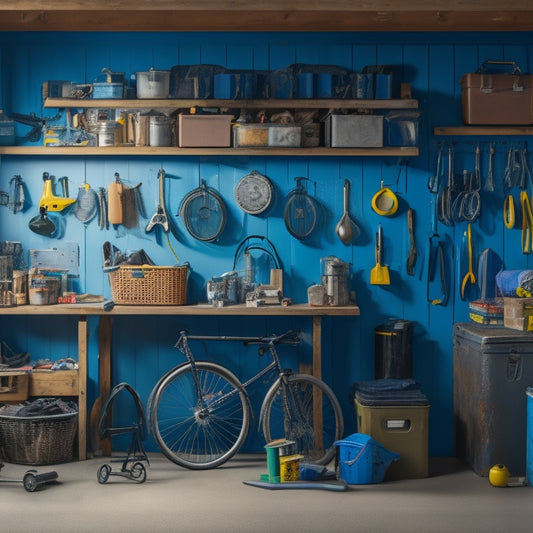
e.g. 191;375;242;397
453;322;533;476
324;114;383;148
460;61;533;125
178;114;234;147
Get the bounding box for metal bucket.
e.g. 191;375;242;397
87;121;122;147
137;69;170;99
149;115;171;147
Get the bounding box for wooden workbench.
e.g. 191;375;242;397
0;302;359;460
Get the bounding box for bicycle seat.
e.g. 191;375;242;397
274;330;301;345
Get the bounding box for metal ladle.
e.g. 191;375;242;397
336;179;360;245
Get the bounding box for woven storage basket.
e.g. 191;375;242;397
0;411;78;465
108;265;187;305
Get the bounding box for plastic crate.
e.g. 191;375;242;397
356;400;429;480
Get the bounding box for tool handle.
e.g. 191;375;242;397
478;60;522;74
107;180;124;225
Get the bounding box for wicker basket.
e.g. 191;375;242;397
0;411;78;465
108;265;188;305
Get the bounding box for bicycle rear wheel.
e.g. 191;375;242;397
149;361;250;470
261;373;344;465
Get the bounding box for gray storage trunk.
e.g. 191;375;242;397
324;114;383;148
453;322;533;476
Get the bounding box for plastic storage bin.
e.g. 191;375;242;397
454;322;533;476
356;400;429;480
335;433;399;484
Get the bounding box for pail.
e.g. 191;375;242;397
149;115;171;147
335;433;400;484
87;121;122;147
375;319;413;379
137;69;170;99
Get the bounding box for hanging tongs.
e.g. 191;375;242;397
427;199;448;306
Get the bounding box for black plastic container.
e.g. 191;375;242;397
374;319;413;379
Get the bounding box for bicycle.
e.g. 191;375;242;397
147;329;344;470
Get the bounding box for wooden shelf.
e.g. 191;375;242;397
44;97;419;110
0;145;419;157
1;2;533;32
434;126;533;136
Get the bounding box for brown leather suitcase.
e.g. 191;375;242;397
460;61;533;125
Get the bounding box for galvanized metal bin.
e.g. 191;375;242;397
453;323;533;476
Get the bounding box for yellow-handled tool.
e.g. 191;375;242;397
521;190;533;254
460;223;476;301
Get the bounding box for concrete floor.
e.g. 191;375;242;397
1;454;532;533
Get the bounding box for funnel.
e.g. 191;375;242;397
28;207;56;237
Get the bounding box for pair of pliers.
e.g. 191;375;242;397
460;224;476;301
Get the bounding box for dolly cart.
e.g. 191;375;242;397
0;453;58;492
97;382;149;484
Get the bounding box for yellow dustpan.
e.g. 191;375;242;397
370;224;390;285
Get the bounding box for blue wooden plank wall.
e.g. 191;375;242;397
0;31;532;457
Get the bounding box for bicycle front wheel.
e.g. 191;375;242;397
149;362;250;470
261;373;344;465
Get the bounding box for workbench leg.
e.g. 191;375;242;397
77;317;88;461
99;316;113;456
312;315;322;379
312;316;324;452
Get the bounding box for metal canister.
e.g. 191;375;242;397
149;115;171;147
320;256;349;306
87;121;122;147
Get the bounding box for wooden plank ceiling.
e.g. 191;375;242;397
0;1;532;32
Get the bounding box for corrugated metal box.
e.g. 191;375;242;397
454;322;533;476
324;115;383;148
460;71;533;125
178;114;233;147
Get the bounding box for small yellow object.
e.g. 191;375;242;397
489;464;509;487
279;454;303;482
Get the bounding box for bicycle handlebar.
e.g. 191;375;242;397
178;329;301;346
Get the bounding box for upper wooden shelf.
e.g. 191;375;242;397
0;302;360;317
1;1;533;32
0;145;419;157
434;126;533;136
44;98;419;110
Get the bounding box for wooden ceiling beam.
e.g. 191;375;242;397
0;9;532;32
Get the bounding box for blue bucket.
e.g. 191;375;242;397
335;433;400;484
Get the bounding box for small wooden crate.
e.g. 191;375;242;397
0;372;30;402
503;297;533;331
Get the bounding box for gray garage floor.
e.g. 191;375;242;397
1;454;532;533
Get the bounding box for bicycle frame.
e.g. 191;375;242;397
174;331;296;413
